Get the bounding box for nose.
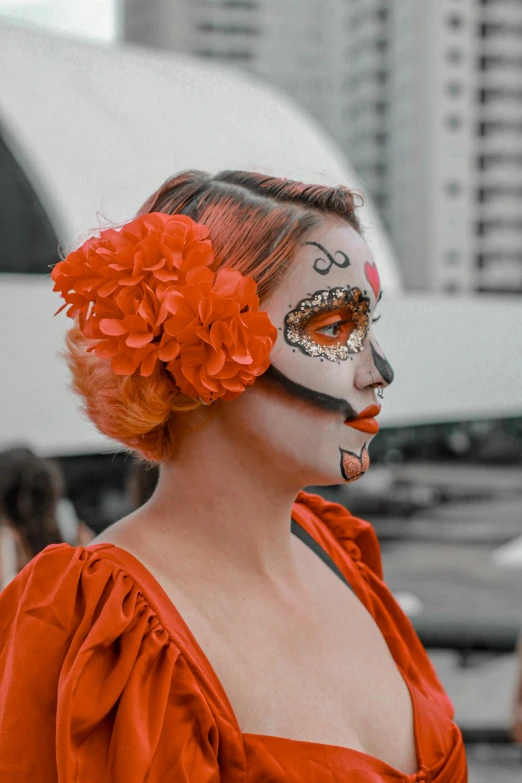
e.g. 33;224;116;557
353;338;394;393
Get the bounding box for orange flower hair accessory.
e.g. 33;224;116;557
52;212;278;404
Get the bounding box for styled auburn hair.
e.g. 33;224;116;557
65;170;363;462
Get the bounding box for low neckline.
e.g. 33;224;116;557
89;530;426;780
243;663;424;779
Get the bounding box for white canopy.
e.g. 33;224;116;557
0;22;399;284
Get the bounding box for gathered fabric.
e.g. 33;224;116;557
0;491;467;782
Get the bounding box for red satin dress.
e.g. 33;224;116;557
0;491;467;782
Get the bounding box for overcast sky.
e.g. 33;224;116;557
0;0;117;41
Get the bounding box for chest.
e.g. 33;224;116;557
157;541;419;775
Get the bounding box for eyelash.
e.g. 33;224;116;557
318;324;341;337
318;314;381;337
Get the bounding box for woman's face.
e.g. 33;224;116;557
223;218;394;487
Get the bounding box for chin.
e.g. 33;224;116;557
339;442;371;483
300;453;371;489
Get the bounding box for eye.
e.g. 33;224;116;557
372;315;381;324
284;286;371;360
305;310;356;346
316;320;350;339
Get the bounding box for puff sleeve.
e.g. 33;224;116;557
0;545;220;783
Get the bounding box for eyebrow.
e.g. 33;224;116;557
376;291;383;305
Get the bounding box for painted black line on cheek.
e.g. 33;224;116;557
305;241;351;276
370;342;395;385
262;365;358;421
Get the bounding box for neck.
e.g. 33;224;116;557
134;409;305;579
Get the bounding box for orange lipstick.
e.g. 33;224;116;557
345;403;381;435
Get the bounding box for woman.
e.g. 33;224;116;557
0;171;467;782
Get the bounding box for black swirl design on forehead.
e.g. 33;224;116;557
284;286;370;362
305;241;351;276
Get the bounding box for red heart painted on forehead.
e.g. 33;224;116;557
364;261;380;299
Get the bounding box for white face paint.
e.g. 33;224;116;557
222;218;394;487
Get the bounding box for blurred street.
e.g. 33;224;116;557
374;463;522;781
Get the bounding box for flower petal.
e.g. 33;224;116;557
206;348;226;376
112;352;139;375
213;268;245;297
185;266;214;287
126;332;154;348
220;377;246;392
99;318;128;336
138;346;158;377
157;338;180;362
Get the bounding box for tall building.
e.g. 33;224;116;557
344;0;522;293
122;0;346;142
122;0;522;294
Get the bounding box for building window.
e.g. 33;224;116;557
479;120;522;136
447;14;464;30
196;23;259;35
445;181;462;196
446;48;463;64
195;49;254;61
477;152;522;169
202;1;259;8
443;281;460;293
478;185;522;202
445;114;463;130
444;250;460;266
446;81;463;97
479;87;522;104
479;22;522;38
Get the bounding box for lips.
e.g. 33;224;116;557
344;403;381;435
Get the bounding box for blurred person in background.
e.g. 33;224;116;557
0;447;63;589
0;447;94;590
0;171;467;782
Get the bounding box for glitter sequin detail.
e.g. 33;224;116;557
284;287;370;362
340;444;370;482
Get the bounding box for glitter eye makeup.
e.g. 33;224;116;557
284;286;371;362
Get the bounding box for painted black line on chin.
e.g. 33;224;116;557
262;365;358;421
370;342;395;385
